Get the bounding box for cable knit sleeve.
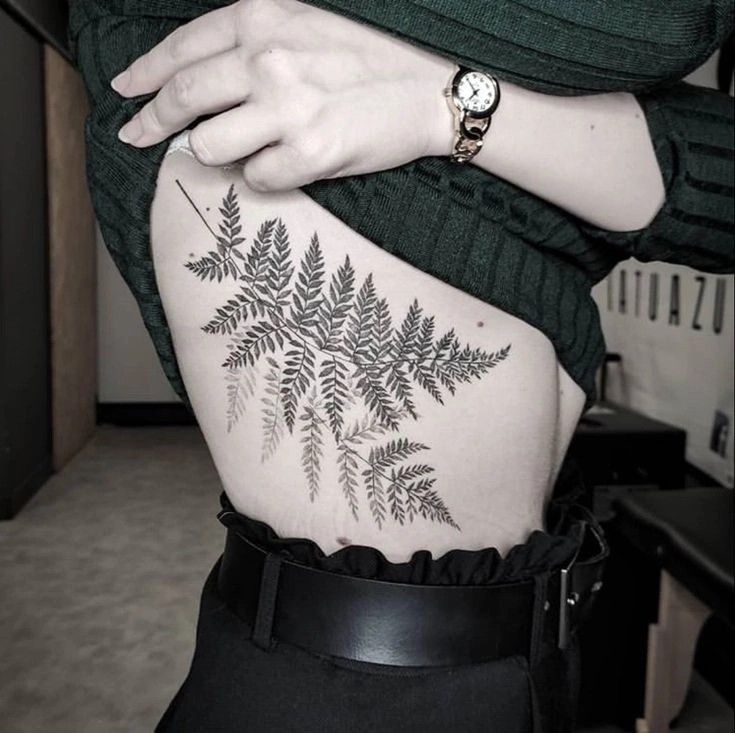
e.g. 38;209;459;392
301;0;733;94
68;1;195;406
581;83;735;274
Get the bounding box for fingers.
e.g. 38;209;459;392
188;104;281;167
118;49;252;147
243;141;335;192
111;4;239;97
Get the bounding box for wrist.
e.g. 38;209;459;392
419;58;457;158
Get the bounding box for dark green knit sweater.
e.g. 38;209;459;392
69;1;735;411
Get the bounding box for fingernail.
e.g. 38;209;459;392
111;69;131;93
118;115;143;144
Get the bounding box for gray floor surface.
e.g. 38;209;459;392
0;426;224;732
0;425;731;732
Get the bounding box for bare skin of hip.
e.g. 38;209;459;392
150;150;586;562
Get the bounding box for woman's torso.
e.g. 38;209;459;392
150;147;586;562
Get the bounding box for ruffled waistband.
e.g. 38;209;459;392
216;455;591;586
216;491;583;587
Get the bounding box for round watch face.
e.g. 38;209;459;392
454;71;499;117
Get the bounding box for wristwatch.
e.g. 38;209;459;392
444;66;500;163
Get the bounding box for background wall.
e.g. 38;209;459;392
97;225;178;403
593;262;733;486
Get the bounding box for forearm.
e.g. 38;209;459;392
581;83;735;275
427;77;665;231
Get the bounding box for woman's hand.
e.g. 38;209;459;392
112;0;454;191
112;0;664;229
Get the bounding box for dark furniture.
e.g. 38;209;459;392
0;0;70;60
569;402;687;518
570;400;696;726
0;4;52;517
615;488;733;730
0;1;76;517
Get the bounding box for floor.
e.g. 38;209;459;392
0;425;732;732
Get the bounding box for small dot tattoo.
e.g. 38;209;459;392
477;321;484;328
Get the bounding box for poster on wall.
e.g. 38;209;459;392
592;261;734;487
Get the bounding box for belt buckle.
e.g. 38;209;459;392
557;515;607;649
557;519;587;650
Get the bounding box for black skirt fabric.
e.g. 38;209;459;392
156;462;595;733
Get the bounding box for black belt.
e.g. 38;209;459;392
216;509;608;667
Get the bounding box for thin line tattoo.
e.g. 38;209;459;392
178;180;512;530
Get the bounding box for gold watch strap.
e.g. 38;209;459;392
451;115;491;164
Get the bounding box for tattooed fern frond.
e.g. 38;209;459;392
315;255;356;350
203;293;251;335
414;483;460;530
368;297;393;364
300;392;324;501
362;441;436;529
413;364;444;404
362;462;387;529
391;464;434;485
386;479;406;525
404;477;436;521
394;300;423;359
193;208;507;433
462;343;512;378
262;358;285;461
388;469;440;527
264;219;294;310
370;438;428;472
242;219;277;296
224;320;285;369
341;412;391;446
344;274;377;362
181;204;508;530
410;316;444;404
337;447;360;521
289;234;325;336
385;362;418;420
433;342;512;392
353;365;400;431
225;365;257;432
185;251;240;283
280;339;316;432
319;356;349;438
217;184;245;249
185;185;247;282
415;316;436;360
430;329;460;394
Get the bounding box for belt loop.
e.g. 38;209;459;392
251;552;283;651
529;572;549;669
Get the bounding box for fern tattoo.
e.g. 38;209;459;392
180;181;512;530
